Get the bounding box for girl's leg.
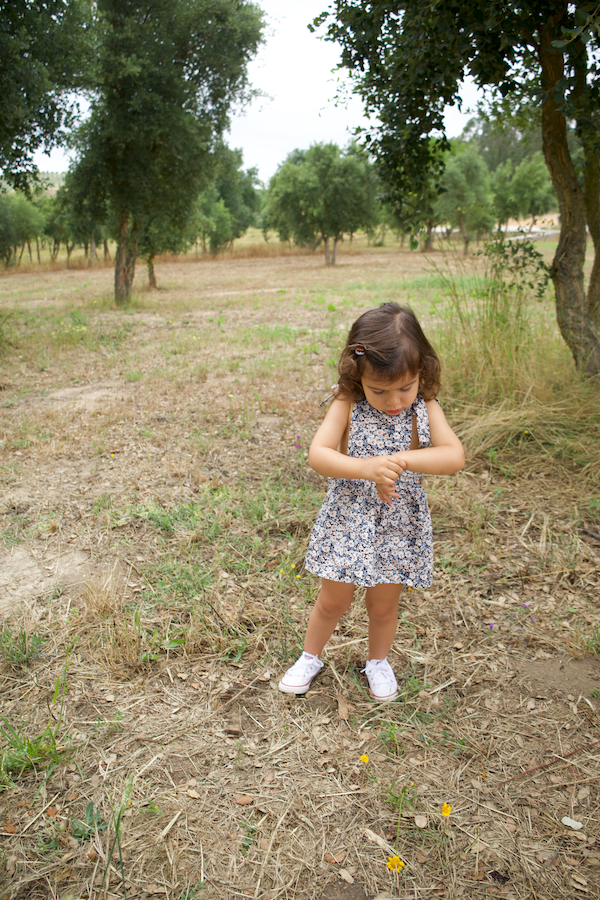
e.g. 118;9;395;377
365;583;404;660
304;578;355;656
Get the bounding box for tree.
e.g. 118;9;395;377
434;147;495;253
136;144;261;286
9;194;45;265
266;142;379;264
71;0;263;305
214;145;262;242
0;1;90;190
462;114;545;173
0;195;17;266
316;1;600;374
43;191;75;262
510;153;557;225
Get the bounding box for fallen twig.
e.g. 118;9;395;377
497;737;600;786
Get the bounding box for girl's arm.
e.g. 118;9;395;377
309;398;403;488
390;400;464;475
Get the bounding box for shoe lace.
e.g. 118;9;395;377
362;659;391;686
291;655;319;676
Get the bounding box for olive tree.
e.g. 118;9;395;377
316;1;600;374
0;0;90;190
71;0;263;305
266;143;378;264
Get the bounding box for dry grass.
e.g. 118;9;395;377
0;244;599;900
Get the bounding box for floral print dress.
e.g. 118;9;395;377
304;395;433;587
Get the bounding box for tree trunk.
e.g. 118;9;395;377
125;241;137;296
580;127;600;328
114;214;129;306
324;235;331;265
539;25;600;375
88;232;96;267
330;237;339;265
584;156;600;331
66;242;74;267
571;41;600;331
458;214;469;255
422;219;434;252
103;239;111;261
147;256;157;289
36;238;41;264
17;244;25;265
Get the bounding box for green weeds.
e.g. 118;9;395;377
379;720;405;757
584;626;600;655
0;668;73;788
72;800;108;841
240;818;257;855
0;626;44;668
96;776;133;900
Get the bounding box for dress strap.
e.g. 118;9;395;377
412;395;431;448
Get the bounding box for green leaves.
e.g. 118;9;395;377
70;0;264;300
266;142;379;263
0;0;92;189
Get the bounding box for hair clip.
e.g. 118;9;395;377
354;344;366;356
319;384;339;407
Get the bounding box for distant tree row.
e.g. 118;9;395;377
0;145;261;277
0;123;558;271
263;125;558;263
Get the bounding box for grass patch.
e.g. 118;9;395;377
0;626;45;669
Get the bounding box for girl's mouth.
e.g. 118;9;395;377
386;408;402;415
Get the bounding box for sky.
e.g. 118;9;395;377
33;0;481;183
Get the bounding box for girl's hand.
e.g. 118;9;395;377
376;482;399;506
375;456;406;505
362;454;404;487
387;402;465;476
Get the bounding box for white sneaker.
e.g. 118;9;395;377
363;658;399;701
279;652;324;694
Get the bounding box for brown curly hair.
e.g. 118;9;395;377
337;303;441;401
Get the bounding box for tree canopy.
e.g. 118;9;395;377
69;0;263;304
316;1;600;374
0;0;90;191
266;143;378;264
434;147;495;253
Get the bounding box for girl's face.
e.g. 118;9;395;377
361;369;420;415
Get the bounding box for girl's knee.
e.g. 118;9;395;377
367;605;398;626
316;585;354;618
365;592;400;623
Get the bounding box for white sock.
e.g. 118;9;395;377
302;651;319;661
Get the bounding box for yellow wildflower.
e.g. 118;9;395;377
387;855;405;872
360;754;369;764
441;802;452;817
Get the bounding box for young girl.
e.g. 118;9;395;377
279;303;464;701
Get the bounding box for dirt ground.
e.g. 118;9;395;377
0;246;599;900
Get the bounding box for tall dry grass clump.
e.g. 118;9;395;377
432;233;600;484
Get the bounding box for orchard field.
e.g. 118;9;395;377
0;238;599;900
